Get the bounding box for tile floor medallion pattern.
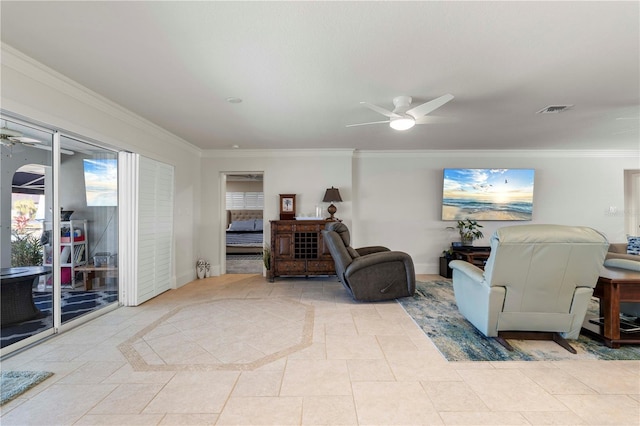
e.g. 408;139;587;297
400;280;640;361
119;297;314;371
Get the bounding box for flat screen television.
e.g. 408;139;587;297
442;168;534;221
83;159;117;206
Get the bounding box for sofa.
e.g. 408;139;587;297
606;243;640;262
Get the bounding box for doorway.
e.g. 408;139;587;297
224;173;264;274
625;169;640;236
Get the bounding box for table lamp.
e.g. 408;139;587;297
322;186;343;221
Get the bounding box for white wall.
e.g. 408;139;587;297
202;149;636;276
166;141;637;277
625;170;640;235
353;150;637;274
226;180;263;193
200;150;353;274
1;44;201;286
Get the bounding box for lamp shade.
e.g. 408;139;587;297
322;187;343;203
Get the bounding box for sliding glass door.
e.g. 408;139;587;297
1;115;120;354
57;136;119;325
1;118;55;350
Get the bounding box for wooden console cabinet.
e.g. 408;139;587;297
269;220;336;281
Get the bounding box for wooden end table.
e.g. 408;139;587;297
452;246;491;270
74;265;118;290
581;266;640;348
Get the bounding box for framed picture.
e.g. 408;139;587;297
442;168;535;221
279;194;296;220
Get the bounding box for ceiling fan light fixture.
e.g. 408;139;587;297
389;116;415;131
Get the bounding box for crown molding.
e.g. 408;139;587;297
203;148;638;159
202;148;355;158
1;43;202;157
354;149;640;159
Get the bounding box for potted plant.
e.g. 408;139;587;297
453;219;484;246
11;232;43;267
442;247;454;260
263;245;271;271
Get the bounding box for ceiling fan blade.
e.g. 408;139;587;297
10;136;42;144
345;120;390;128
360;102;401;118
406;94;454;118
0;127;23;138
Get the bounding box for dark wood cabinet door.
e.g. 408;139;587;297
275;234;293;258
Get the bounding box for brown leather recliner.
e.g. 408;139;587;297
322;222;415;301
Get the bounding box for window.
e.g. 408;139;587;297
226;192;264;209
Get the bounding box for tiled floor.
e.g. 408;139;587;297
1;274;639;425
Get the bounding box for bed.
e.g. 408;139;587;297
226;210;264;254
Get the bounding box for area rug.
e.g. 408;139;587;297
0;290;118;349
226;254;263;274
0;371;53;405
399;280;640;361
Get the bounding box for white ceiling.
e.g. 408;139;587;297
1;1;639;151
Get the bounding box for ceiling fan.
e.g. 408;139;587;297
346;94;454;131
0;124;41;147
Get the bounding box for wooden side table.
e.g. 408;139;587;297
451;246;491;270
74;265;118;290
439;257;453;278
581;266;640;348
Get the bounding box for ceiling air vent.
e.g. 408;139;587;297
537;105;573;114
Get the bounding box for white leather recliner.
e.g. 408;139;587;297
449;224;609;352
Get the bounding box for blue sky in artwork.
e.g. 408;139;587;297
443;169;534;202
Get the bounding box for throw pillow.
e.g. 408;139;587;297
228;220;255;232
254;219;264;231
627;236;640;255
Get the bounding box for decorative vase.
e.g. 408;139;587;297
461;237;473;246
205;262;211;278
196;259;205;279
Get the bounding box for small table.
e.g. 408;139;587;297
581;266;640;348
74;265;118;290
1;266;52;326
453;251;491;269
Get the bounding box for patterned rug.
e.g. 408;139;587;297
1;290;118;348
226;254;263;274
399;280;640;361
0;371;53;405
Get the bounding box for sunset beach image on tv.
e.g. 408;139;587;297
442;168;534;221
